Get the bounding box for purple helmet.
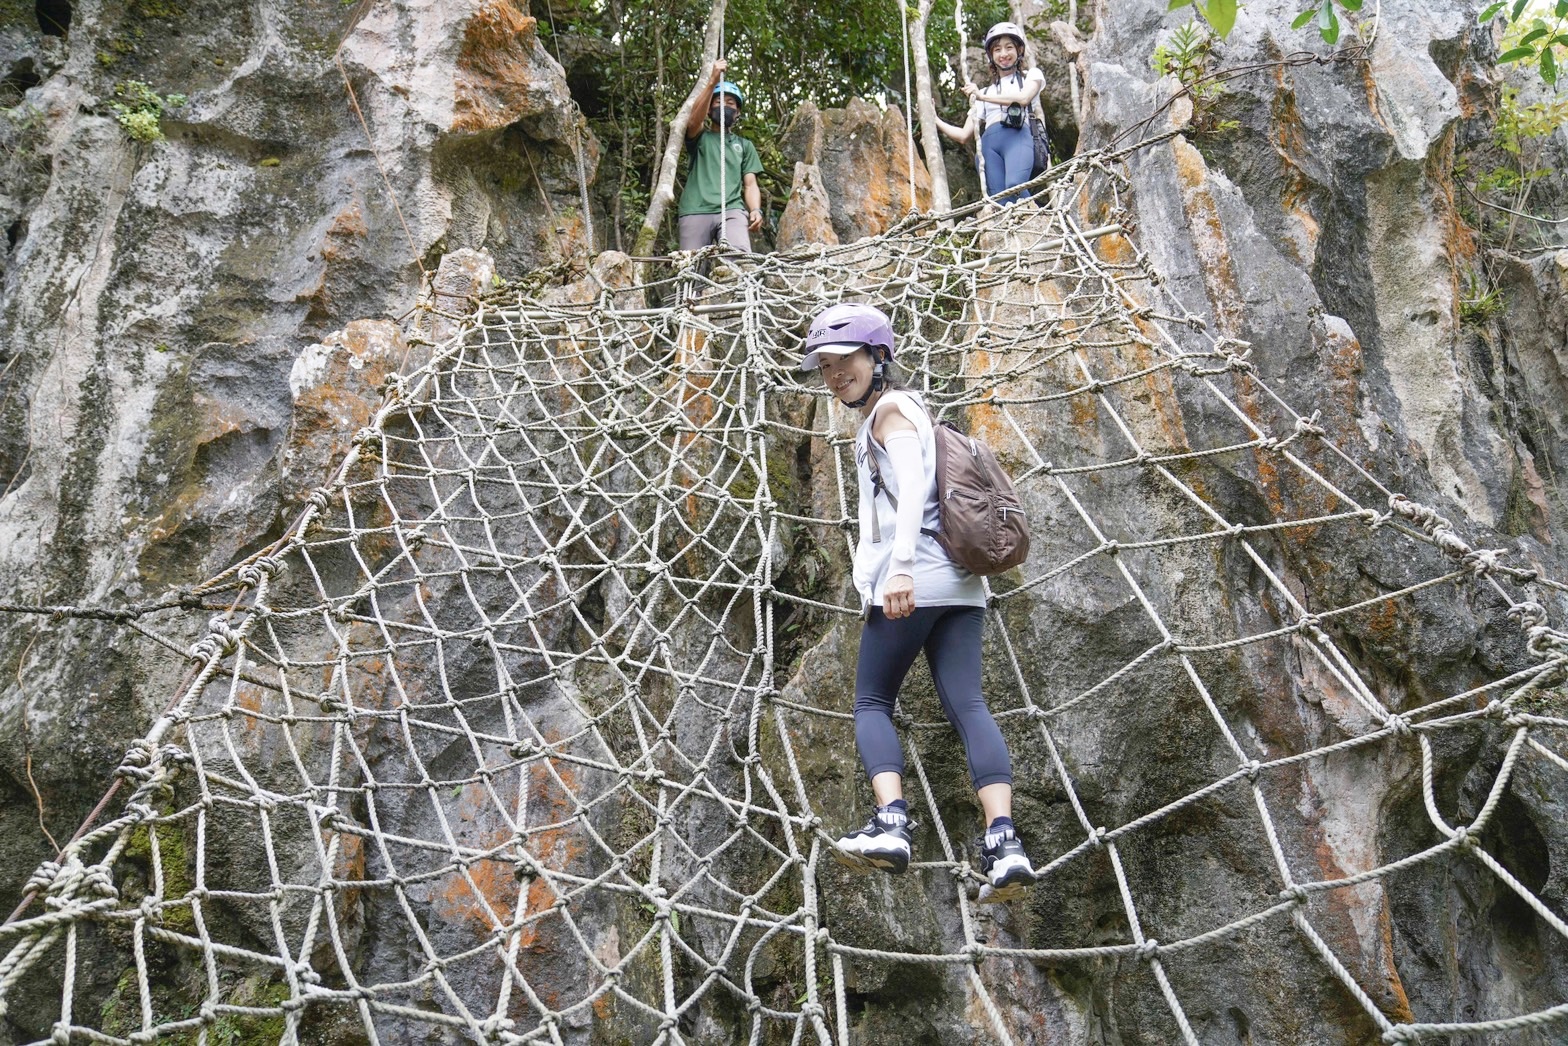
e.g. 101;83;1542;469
799;303;895;370
983;21;1026;56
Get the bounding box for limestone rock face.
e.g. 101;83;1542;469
0;0;595;956
4;0;1568;1043
779;97;932;243
775;161;839;250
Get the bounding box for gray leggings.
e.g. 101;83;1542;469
854;605;1013;790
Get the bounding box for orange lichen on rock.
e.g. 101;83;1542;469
1171;137;1245;340
452;2;548;133
428;746;589;996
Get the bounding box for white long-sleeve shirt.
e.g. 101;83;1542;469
852;390;985;610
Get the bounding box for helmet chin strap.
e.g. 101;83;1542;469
842;353;886;409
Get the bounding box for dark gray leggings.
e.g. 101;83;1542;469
854;605;1013;790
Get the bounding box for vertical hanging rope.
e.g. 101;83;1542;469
953;0;987;198
333;0;430;280
717;22;729;249
571;103;596;257
898;0;918;212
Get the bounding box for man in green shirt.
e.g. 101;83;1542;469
677;59;765;253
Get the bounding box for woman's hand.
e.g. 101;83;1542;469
961;83;979;100
883;574;915;620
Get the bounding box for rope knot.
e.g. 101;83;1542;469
800;1002;827;1020
1242;759;1261;782
116;739;159;780
1136;939;1160;961
1281;884;1310;905
187;616;242;664
1293;411;1326;439
1089;826;1109;848
1508;602;1548;630
1384;714;1412;737
509;739;541;758
1463;548;1504;576
1451;826;1472;848
307;487;333;512
25;861;62;895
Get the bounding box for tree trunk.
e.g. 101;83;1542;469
909;0;951;214
633;0;727;257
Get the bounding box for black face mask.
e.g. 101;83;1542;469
711;107;739;129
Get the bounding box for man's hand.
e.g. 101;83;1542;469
747;208;764;232
883;574;915;620
712;58;729;79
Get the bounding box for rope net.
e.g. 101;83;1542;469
6;146;1568;1046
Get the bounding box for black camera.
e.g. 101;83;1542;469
1003;103;1024;130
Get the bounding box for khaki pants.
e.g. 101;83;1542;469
677;209;751;252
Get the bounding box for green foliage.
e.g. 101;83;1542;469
554;0;1007;247
1482;0;1568;85
1167;0;1237;39
1462;81;1568;250
1;102;49;175
1458;270;1506;324
1173;0;1369;47
1151;20;1218;96
108;80;186;143
1150;20;1239;134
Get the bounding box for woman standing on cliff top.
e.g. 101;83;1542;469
935;21;1046;204
801;302;1036;903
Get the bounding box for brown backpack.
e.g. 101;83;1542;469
866;404;1031;577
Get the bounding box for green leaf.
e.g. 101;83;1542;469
1339;0;1364;11
1498;45;1537;62
1292;8;1317;28
1511;0;1530;20
1520;26;1549;44
1168;0;1195;8
1479;1;1507;20
1318;1;1341;43
1557;0;1568;17
1203;0;1238;36
1542;46;1558;84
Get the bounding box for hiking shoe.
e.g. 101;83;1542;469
977;826;1035;903
835;805;917;874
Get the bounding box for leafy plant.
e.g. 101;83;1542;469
1482;0;1568;85
108;80;186;143
1166;0;1238;38
1287;0;1364;45
1152;20;1218;93
1465;82;1568;249
1458;270;1506;324
1170;0;1369;47
1150;20;1238;133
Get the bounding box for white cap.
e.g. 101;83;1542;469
798;342;863;370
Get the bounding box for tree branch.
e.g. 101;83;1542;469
634;0;728;257
910;0;952;213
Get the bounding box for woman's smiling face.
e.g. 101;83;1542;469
989;38;1019;69
818;348;876;406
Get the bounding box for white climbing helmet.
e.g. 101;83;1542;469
983;21;1026;58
